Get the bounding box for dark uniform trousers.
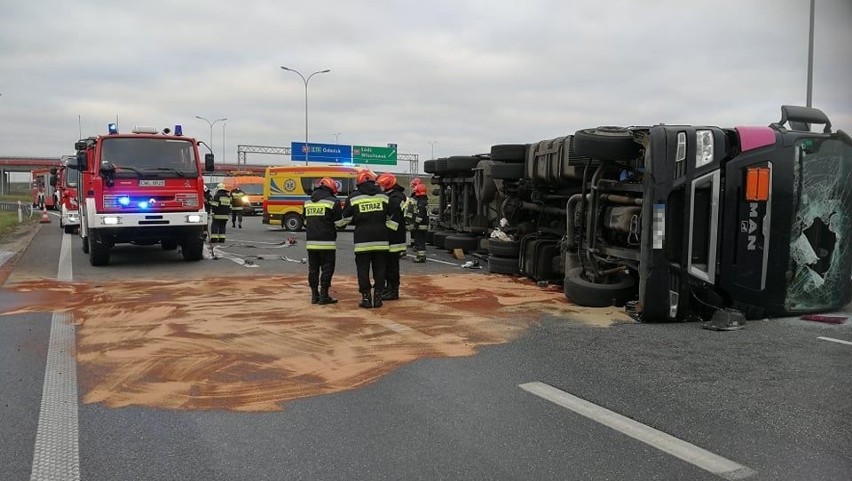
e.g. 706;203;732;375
356;252;387;294
308;250;336;289
385;251;402;290
413;229;427;252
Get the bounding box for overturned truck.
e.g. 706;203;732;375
435;106;852;322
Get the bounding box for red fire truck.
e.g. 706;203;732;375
49;156;81;234
31;168;58;210
70;123;214;266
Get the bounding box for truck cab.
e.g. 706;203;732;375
71;123;214;266
49;156;80;233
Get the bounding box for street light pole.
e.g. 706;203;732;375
222;122;226;164
428;140;438;159
334;132;342;144
281;66;331;166
806;0;815;107
195;115;227;156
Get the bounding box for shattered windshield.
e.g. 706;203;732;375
786;137;852;312
101;138;199;177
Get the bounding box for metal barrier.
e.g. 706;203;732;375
0;201;35;218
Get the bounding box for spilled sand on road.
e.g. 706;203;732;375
1;274;631;411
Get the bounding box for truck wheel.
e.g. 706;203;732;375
488;255;520;274
563;267;635;307
63;225;75;234
283;213;303;231
573;126;641;162
181;235;204;261
423;160;436;174
444;235;481;253
81;235;89;253
161;240;178;251
431;230;453;248
89;239;110;266
488;239;521;257
490;144;528;163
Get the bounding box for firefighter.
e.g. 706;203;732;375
411;182;429;262
403;177;423;247
303;177;342;305
203;184;212;214
208;183;232;243
376;173;406;301
337;169;390;308
230;186;246;228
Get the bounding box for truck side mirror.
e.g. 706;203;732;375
205;153;215;173
76;152;88;171
74;141;87;151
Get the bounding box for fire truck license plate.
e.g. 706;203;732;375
139;180;165;187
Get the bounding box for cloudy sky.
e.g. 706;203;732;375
0;0;849;171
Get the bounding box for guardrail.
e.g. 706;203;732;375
0;201;36;218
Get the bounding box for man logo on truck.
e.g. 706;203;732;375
748;202;759;251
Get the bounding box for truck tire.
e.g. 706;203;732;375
573;126;641;163
423;160;436;174
63;225;75;234
489;163;525;180
446;156;481;172
563;267;635;307
89;239;110;266
283;213;303;231
487;239;521;257
161;240;178;251
431;230;453;248
490;144;528;163
444;235;481;252
182;235;204;261
488;255;520;274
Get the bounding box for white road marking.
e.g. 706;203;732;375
818;336;852;346
31;233;80;481
519;382;757;480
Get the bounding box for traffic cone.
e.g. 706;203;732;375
39;207;51;224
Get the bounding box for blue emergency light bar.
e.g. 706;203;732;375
174;124;183;136
108;123;119;135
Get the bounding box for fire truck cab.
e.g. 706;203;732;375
71;123;214;266
49;156;81;234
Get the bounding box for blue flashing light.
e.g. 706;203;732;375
174;124;183;136
118;196;131;206
108;123;119;135
138;201;149;209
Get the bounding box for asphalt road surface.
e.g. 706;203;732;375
1;212;850;481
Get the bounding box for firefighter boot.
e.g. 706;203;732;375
372;289;384;308
381;286;399;301
413;251;427;263
318;287;338;305
310;286;320;304
359;291;373;309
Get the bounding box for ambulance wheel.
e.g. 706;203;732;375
283;213;303;231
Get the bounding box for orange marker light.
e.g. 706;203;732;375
745;167;770;201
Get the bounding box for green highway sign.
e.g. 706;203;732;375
353;145;397;165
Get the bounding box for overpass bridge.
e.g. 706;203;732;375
0;157;62;195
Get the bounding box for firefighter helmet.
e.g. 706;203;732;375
410;177;423;188
413;183;427;196
216;183;225;190
318;177;338;194
356;169;376;185
376;173;396;191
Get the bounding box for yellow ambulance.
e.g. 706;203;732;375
262;165;360;231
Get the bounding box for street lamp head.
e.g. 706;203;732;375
320;69;331;73
280;66;291;71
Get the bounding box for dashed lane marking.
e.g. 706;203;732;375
30;233;80;481
817;336;852;346
519;382;757;480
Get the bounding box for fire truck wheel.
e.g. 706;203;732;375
89;239;110;266
563;267;635;307
161;240;178;251
63;225;75;234
283;213;303;231
573;126;641;163
82;236;89;253
182;236;204;261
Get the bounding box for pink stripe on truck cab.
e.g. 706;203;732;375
736;126;776;152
